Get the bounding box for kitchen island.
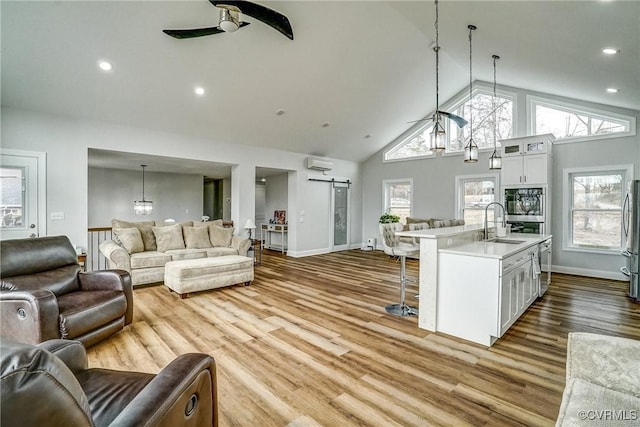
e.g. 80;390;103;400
396;226;551;346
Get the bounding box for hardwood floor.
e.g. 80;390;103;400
87;250;640;426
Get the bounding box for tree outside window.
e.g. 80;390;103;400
449;93;513;152
571;173;623;249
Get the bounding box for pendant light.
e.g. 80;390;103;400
463;24;478;163
134;164;153;215
489;55;502;170
429;0;446;153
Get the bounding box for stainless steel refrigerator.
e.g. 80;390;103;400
621;180;640;301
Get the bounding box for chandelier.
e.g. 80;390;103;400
489;55;503;170
463;24;478;163
134;164;153;215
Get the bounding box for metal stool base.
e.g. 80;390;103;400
385;303;418;317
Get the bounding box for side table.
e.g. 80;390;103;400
249;239;262;265
77;253;87;271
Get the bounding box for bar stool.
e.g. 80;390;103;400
378;223;420;317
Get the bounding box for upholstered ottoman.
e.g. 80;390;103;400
164;256;254;299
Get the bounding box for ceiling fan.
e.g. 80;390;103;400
163;1;294;40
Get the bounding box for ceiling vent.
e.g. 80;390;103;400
306;157;333;171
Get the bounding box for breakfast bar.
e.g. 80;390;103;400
396;225;552;346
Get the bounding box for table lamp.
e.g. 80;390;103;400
244;219;256;240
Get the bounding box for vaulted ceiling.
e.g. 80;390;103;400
2;1;638;163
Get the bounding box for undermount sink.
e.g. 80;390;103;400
486;238;526;245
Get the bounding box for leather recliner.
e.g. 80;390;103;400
0;339;217;427
0;235;133;347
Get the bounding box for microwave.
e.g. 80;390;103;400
504;187;545;222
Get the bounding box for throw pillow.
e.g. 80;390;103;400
183;226;212;249
152;224;185;252
113;227;144;254
192;219;224;228
209;225;234;247
111;219;157;251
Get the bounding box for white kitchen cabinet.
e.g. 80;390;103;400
502;153;549;186
437;239;544;346
500;134;554;186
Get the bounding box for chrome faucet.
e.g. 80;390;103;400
484;202;507;240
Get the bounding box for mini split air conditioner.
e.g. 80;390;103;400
306;157;333;171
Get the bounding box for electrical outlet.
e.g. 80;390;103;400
50;211;64;220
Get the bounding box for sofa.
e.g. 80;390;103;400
556;332;640;426
1;235;132;347
100;219;251;287
0;339;217;427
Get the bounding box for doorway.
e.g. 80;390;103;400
0;149;46;240
203;178;224;220
331;183;350;251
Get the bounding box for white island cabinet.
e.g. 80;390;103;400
438;238;544;346
396;227;551;347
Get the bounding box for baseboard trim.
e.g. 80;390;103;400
552;264;629;281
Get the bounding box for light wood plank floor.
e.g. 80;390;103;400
87;250;640;426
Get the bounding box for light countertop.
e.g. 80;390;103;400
439;234;552;259
395;224;485;239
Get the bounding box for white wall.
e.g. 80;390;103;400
362;85;640;280
1;107;361;255
88;167;203;227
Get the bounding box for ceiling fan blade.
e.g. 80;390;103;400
210;1;294;40
437;111;469;128
163;22;249;39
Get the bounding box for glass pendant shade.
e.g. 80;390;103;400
134;200;153;215
464;139;479;163
489;150;502;170
430;119;447;152
134;164;153;215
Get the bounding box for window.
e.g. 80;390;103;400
449;90;514;152
0;167;24;228
564;165;632;252
384;125;434;162
383;179;412;224
455;174;499;225
384;85;515;161
530;97;635;142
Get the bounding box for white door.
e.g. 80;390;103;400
331;183;350;251
0;150;46;240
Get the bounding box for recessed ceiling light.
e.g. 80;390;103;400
97;60;112;71
606;88;619;93
364;134;372;139
261;178;266;182
602;48;619;55
276;109;285;116
321;122;330;128
194;87;205;96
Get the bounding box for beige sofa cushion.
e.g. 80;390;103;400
165;249;208;261
192;219;224;228
204;247;239;257
209;225;234;247
183;226;212;249
113;227;144;254
152;224;185;252
130;251;172;269
112;219;157;251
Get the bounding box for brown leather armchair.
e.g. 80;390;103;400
0;339;217;427
1;235;133;347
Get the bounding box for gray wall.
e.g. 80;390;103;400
88;167;204;227
362;84;640;280
1;107;361;256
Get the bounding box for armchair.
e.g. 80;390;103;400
1;235;133;347
0;339;217;427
